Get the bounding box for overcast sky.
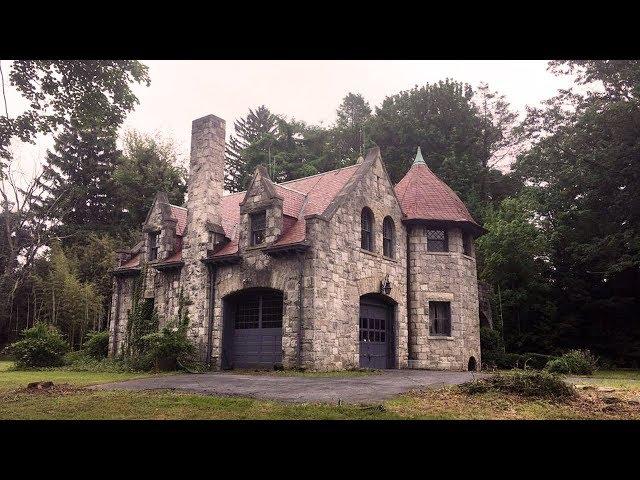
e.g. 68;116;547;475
4;60;573;177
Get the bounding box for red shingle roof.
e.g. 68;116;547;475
170;205;187;236
394;156;479;228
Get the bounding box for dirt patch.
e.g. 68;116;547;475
16;381;84;396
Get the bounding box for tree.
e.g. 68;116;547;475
225;106;278;192
113;130;187;236
0;60;150;167
332;93;373;163
38;116;124;245
513;60;640;364
368;80;519;222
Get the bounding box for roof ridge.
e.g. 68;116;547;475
275;183;308;196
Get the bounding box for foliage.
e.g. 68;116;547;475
30;242;104;349
480;326;504;354
83;331;109;359
4;323;69;369
1;60;149;163
512;60;640;364
459;370;575;400
545;350;598;375
62;351;132;373
113;130;187;234
124;271;158;359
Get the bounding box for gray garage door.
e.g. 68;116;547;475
232;290;283;369
359;300;390;369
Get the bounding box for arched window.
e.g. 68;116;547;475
383;217;395;258
361;207;374;251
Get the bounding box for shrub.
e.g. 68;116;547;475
4;323;69;369
482;351;525;370
480;326;504;354
522;352;551;370
545;349;597;375
137;324;196;371
459;370;575;400
83;330;109;359
62;352;133;372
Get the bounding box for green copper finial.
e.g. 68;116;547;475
413;146;426;165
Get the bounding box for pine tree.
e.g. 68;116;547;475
38;116;124;245
225;106;279;192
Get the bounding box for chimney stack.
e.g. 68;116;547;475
186;114;225;245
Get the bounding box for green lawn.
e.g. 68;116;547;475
1;361;639;420
569;369;640;391
0;360;153;393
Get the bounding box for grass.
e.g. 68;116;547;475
0;360;153;393
232;368;379;378
568;369;640;391
1;360;640;420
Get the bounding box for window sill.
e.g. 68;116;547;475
382;255;397;263
360;248;378;257
461;253;475;261
246;244;267;252
425;251;453;256
427;335;454;341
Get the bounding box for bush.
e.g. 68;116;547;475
4;323;69;369
136;324;196;371
83;330;109;359
62;351;133;372
480;326;504;353
522;352;551;370
460;370;575;400
545;349;598;375
482;351;525;370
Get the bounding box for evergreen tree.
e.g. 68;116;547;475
38;116;125;245
225;106;278;192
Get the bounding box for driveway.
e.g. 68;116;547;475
94;370;484;404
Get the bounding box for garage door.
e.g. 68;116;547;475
232;290;283;368
359;301;390;369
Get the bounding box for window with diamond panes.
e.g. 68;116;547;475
426;229;448;252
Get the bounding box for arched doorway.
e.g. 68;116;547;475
359;293;396;369
222;288;283;370
468;356;477;371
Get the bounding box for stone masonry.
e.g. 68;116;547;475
109;113;483;371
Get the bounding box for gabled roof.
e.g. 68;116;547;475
394;147;481;233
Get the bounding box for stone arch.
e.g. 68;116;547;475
468;356;477;371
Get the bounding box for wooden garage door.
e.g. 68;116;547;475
232;291;283;368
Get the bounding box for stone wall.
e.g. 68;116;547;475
407;225;481;370
108;275;138;356
303;155;408;370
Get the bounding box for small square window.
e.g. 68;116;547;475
250;211;266;246
429;301;451;336
426;229;448;252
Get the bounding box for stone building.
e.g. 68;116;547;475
109;113;484;371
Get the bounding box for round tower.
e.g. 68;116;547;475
395;147;484;371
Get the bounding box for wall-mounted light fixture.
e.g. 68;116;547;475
380;274;392;295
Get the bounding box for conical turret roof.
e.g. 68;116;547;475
395;147;482;234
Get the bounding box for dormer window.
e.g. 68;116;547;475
148;231;159;261
250;211;266;246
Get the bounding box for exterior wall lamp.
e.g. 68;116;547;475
380;274;392;295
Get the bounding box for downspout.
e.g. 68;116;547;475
406;224;413;368
297;252;305;369
112;278;121;357
206;264;217;370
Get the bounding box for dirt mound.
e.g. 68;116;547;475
17;381;83;395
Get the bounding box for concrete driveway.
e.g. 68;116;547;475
94;370;484;404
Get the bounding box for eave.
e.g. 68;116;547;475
152;261;184;272
112;267;141;277
263;241;310;257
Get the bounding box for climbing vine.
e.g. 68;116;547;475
124;266;158;358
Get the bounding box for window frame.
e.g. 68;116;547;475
250;210;267;246
361;207;374;252
148;231;159;261
429;301;452;337
382;216;395;258
426;228;448;252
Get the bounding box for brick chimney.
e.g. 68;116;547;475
186;114;225;244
